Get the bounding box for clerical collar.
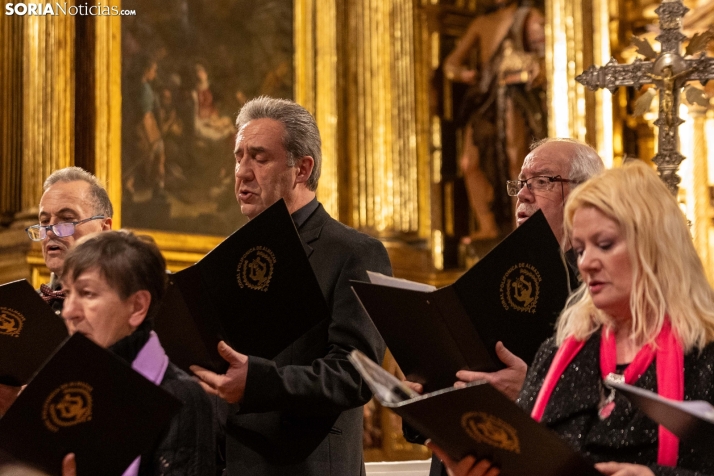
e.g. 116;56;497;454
291;197;319;229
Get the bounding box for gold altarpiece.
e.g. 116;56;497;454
1;0;713;463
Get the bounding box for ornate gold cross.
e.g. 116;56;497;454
576;0;714;193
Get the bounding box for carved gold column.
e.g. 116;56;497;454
679;105;712;282
344;0;424;235
0;14;23;225
591;0;614;165
691;108;711;282
92;0;123;227
22;8;75;212
0;9;74;219
294;0;316;111
546;0;582;138
413;1;431;242
295;0;340;219
546;0;613;164
708;109;714;284
0;5;75;286
0;12;33;286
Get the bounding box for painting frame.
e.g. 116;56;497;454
95;0;337;269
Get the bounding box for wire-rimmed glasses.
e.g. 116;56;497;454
506;175;575;197
25;215;106;241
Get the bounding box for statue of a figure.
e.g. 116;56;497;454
444;0;547;240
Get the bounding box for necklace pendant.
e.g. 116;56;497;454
598;401;615;419
598;373;624;420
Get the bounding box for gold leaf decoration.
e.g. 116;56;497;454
684;85;710;107
631;36;657;60
633;88;657;117
685;28;714;57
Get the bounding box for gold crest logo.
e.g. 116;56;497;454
236;246;276;292
461;411;520;453
42;382;93;432
499;263;541;313
0;307;25;338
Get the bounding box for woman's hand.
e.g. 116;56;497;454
426;441;500;476
595;462;655;476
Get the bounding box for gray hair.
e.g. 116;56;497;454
530;137;604;185
235;96;322;191
43;167;113;218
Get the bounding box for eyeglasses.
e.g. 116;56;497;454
25;215;106;241
506;175;575;197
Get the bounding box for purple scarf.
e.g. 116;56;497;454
122;331;169;476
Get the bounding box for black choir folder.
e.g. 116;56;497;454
0;333;182;476
349;350;598;476
154;199;329;373
351;210;570;392
608;380;714;445
0;279;68;386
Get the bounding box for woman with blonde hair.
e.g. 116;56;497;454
432;161;714;475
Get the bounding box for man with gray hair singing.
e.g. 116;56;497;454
191;96;392;476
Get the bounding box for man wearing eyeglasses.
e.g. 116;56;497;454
26;167;113;312
509;137;604;249
0;168;114;418
407;138;604;476
452;138;603;394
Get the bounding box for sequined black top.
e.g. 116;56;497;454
517;333;714;476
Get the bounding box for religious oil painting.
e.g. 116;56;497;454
120;0;294;236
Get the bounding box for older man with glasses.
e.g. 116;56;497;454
0;168;114;418
508;137;604;251
25;167;113;312
407;138;604;476
461;138;604;393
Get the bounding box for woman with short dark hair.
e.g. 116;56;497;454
61;231;215;476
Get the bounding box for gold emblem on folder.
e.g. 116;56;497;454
461;411;521;453
499;263;541;313
42;382;93;432
0;307;25;338
237;246;276;292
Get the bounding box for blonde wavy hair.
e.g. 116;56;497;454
556;161;714;352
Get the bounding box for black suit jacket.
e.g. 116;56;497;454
225;203;391;475
141;362;216;475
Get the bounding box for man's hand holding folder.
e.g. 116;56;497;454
351;211;570;395
453;342;527;401
191;340;249;404
404;341;527;402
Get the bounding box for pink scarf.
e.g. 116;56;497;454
531;320;684;467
